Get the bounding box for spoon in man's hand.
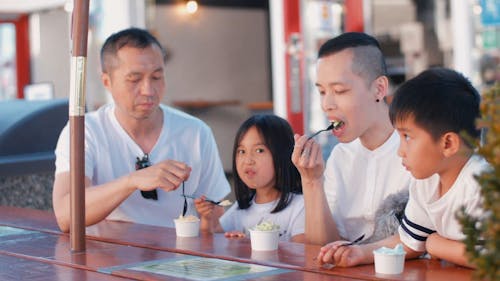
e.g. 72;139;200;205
307;121;343;140
313;234;365;264
339;234;365;246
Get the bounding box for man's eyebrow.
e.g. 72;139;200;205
126;72;142;77
125;66;164;76
315;82;343;87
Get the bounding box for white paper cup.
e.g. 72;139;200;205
373;251;406;274
251;249;279;262
249;229;279;251
174;218;200;237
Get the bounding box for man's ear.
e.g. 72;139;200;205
372;75;389;101
441;132;461;157
101;72;111;90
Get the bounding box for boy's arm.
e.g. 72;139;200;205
317;234;422;267
426;233;473;268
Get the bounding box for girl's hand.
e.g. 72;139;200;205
224;231;246;238
317;241;365;267
194;196;215;220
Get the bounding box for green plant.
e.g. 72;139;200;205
458;83;500;280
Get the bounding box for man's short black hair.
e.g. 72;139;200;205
318;32;387;83
100;27;167;73
389;68;481;142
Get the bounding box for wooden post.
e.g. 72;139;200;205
69;0;89;252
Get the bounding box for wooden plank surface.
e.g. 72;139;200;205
0;222;358;280
0;206;474;281
84;220;474;281
0;253;129;281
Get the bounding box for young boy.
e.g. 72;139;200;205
317;68;489;268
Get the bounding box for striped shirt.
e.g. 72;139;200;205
398;155;488;251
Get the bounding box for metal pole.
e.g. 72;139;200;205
69;0;89;252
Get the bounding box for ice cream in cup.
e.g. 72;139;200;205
373;243;406;274
249;220;280;251
174;214;200;237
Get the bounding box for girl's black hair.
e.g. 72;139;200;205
232;114;302;213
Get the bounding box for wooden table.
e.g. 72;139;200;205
0;206;474;280
0;253;127;280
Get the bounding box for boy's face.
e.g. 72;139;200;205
315;49;378;143
395;116;445;179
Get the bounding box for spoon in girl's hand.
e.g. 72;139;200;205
183;194;232;207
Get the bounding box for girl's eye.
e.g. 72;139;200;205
255;148;265;153
403;134;410;141
236;149;245;155
334;89;348;95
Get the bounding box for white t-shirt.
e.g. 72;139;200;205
219;194;305;241
398;155;488;252
55;103;230;227
324;131;412;241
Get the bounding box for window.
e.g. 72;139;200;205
0;23;16;100
0;14;30;100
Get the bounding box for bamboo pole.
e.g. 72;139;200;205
69;0;89;252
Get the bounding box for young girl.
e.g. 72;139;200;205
194;114;305;242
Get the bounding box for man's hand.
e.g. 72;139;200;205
291;134;325;184
317;241;366;267
292;133;339;244
128;159;191;192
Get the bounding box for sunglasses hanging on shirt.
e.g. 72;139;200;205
135;154;158;200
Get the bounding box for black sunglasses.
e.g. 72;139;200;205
135;154;158;200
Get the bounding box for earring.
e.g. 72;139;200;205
376;99;380;102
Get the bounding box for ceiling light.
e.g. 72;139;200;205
186;0;198;15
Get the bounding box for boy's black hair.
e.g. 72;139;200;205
232;114;302;213
318;32;387;83
389;68;481;142
100;27;167;73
